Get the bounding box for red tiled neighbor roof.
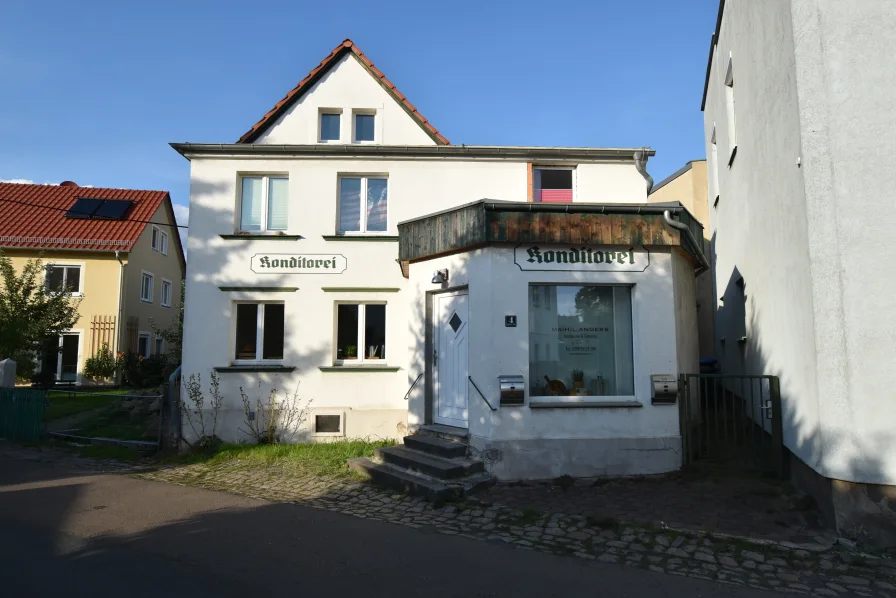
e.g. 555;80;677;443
237;39;449;145
0;182;171;252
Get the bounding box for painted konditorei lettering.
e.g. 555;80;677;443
250;253;347;274
514;245;649;272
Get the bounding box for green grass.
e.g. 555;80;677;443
45;390;124;421
172;439;394;478
45;439;147;462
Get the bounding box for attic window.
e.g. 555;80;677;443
533;168;574;203
65;198;133;220
320;111;341;142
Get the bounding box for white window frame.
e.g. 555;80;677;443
141;271;154;303
527;283;636;404
533;166;577;202
154;336;165;356
45;262;84;296
137;332;152;358
237;174;289;233
318;108;343;143
337;175;389;235
45;330;83;383
312;411;346;437
161;278;173;307
334;301;387;366
352;109;377;143
151;225;169;255
724;54;737;163
231;301;285;365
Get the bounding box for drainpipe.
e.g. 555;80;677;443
663;210;711;275
634;149;654;195
114;250;126;382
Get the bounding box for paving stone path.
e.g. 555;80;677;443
4;445;895;596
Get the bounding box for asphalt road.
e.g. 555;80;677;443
0;457;771;598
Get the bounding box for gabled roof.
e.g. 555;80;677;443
237;39;449;145
0;182;183;265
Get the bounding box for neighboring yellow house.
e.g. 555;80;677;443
649;160;715;359
0;181;185;383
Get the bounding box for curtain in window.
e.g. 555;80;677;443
339;178;362;233
241;177;263;231
267;178;288;231
366;178;388;232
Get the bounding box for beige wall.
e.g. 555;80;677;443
4;249;123;379
122;201;185;356
649;161;715;359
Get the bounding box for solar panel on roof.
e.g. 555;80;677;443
65;198;104;219
92;199;133;220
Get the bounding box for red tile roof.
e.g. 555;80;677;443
237;39;449;145
0;182;173;252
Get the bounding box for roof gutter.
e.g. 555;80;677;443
170;143;655;162
663;210;710;274
634;149;654;194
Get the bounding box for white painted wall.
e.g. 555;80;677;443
705;0;896;485
254;54;437;146
407;247;688;478
182;155;648;443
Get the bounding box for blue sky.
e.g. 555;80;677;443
0;0;718;230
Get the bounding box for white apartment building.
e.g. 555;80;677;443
703;0;896;546
175;39;705;480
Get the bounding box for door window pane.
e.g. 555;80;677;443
320;113;340;141
235;304;258;360
336;304;359;359
137;335;150;359
262;304;285;360
528;285;634;397
240;177;263;231
338;178;362;233
60;335;78;380
355;113;375;141
365;304;386;359
366;178;388;232
267;177;288;231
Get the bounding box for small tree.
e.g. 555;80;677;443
239;381;311;444
83;342;117;380
0;251;80;366
181;371;223;449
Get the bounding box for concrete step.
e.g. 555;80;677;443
375;445;484;480
347;457;495;503
403;434;467;459
417;424;469;441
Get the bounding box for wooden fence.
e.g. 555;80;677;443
89;315;116;355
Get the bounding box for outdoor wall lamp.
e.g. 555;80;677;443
431;269;449;284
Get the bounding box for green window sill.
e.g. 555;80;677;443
219;234;304;240
318;366;401;372
321;235;398;242
214;365;296;373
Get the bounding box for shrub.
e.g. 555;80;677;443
119;351;167;388
83;343;117;380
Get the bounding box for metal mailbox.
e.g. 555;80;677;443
498;375;525;406
651;374;678;404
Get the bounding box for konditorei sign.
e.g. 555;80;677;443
251;253;347;274
514;245;649;272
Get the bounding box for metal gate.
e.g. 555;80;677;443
678;374;785;477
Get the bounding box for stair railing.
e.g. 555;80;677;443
404;373;424;401
468;376;497;411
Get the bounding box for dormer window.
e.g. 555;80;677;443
320;110;342;142
353;111;375;142
533;167;574;203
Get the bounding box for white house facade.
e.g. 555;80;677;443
703;0;896;546
176;39;703;482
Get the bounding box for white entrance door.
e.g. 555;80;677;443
433;292;469;428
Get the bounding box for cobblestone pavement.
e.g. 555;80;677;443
4;445;895;596
478;469;829;544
